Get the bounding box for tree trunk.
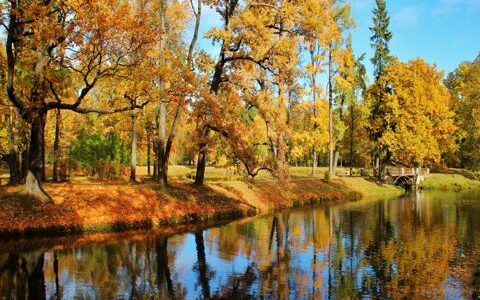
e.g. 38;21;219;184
24;111;51;203
160;0;201;185
349;104;355;176
374;155;381;179
328;46;334;175
41;133;46;182
157;98;167;186
276;132;288;180
130;111;137;183
153;141;158;180
274;73;289;181
332;149;339;175
156;0;168;187
21;148;28;181
52;109;61;182
147;132;151;176
194;35;227;186
2;102;21;185
153;161;158;180
310;44;318;177
194;127;210;185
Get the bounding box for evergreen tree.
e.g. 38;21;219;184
370;0;393;80
368;0;393;178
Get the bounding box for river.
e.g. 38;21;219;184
1;190;479;299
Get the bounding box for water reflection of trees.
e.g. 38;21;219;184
0;235;188;299
204;193;477;298
0;251;46;299
1;192;479;298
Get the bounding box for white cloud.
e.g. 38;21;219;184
394;6;420;27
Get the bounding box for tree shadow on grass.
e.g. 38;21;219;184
362;176;395;187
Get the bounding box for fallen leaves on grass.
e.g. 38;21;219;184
0;179;350;235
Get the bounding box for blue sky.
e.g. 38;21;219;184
194;0;480;81
351;0;480;79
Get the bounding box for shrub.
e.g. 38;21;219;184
68;132;129;179
324;170;331;182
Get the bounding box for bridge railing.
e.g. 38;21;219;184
385;167;430;177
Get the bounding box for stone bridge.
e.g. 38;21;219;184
385;167;430;188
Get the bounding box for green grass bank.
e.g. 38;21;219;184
419;173;480;191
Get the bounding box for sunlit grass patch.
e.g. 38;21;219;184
339;177;404;198
419;174;480;191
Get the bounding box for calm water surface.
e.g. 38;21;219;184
1;190;480;299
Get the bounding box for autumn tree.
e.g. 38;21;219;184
366;58;457;167
326;0;355;176
0;50;21;184
445;53;480;170
155;0;202;186
2;0;157;201
334;44;368;174
301;0;341;175
193;0;300;184
289;99;329;168
193;0;347;183
340;54;371;173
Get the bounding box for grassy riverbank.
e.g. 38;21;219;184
419;173;480;191
0;176;401;237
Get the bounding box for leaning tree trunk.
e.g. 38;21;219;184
130;111;137;183
52;109;61;182
24;110;52;203
194;37;226;186
1;100;21;184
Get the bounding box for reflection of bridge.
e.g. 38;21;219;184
385;167;430;188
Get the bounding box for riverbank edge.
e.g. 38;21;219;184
0;177;402;238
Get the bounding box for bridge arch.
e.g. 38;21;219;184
394;175;413;187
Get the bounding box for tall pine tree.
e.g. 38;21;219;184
368;0;393;178
370;0;392;80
